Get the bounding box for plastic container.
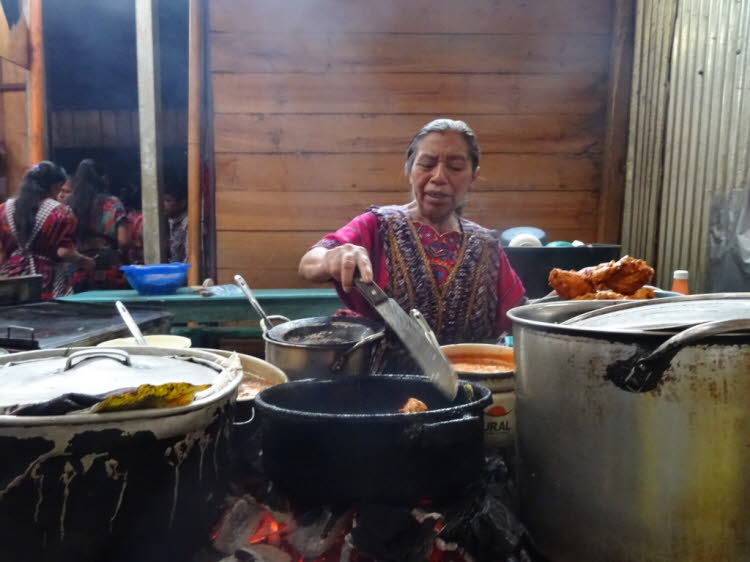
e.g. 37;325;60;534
440;343;516;451
120;263;190;295
671;270;689;294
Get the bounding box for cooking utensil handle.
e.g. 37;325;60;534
331;330;385;372
234;274;274;328
641;318;750;365
354;278;389;306
115;300;147;346
260;315;290;334
409;309;439;348
64;348;132;370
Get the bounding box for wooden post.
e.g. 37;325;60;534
135;0;166;263
597;0;636;243
28;0;45;163
187;0;202;285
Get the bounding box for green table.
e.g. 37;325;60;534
59;287;342;346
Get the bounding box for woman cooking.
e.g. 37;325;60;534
0;161;94;298
299;118;526;371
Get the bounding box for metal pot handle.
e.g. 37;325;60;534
64;348;132;371
233;405;255;426
406;414;482;448
610;318;750;392
331;331;385;372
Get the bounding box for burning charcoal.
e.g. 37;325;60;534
351;504;437;562
213;497;268;554
286;507;353;558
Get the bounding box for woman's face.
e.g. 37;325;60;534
408;131;477;224
57;182;73;203
49;181;66;201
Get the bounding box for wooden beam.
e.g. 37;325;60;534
135;0;166;263
597;0;635;243
28;0;44;163
187;0;202;285
0;82;24;91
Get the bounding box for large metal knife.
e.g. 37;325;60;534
354;279;458;400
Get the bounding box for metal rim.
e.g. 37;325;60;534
508;294;750;340
254;375;492;423
0;346;242;426
263;315;385;349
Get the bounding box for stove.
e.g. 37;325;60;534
193;433;539;562
0;300;172;351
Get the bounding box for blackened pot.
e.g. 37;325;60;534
253;375;492;507
0;347;242;562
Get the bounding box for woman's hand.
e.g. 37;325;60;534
299;244;373;292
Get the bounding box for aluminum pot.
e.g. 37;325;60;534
0;346;242;562
507;296;750;562
261;315;384;380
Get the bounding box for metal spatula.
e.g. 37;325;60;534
354;279;458;400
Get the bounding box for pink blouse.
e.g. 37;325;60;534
315;211;525;333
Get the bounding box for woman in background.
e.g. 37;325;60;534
0;161;94;298
67;159;130;291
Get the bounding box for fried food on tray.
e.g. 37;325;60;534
549;256;656;301
399;397;428;414
547;268;595;299
586;256;654;294
572;290;626;300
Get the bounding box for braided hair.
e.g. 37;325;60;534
14;161;68;246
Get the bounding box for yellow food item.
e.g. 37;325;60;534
94;382;211;412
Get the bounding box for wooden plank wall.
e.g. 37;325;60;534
1;59;28;198
210;0;616;288
49;109;187;148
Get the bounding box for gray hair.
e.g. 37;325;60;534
404;118;481;175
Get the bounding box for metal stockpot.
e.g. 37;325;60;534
508;295;750;562
0;346;242;562
261;315;384;380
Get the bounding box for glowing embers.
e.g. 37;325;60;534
209;495;473;562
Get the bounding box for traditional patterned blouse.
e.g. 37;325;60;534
314;206;525;338
0;198;78;298
71;194;129;292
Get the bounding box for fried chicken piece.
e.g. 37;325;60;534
572;290;627;300
399;397;428;414
571;286;657;301
626;287;656;300
548;268;595;300
585;256;654;295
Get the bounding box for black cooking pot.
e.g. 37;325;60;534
254;375;492;507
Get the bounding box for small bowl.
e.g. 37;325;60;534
97;334;193;348
120;263;190;295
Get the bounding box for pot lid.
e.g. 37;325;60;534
265;316;383;347
562;293;750;332
0;347;224;411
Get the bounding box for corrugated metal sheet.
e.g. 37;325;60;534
623;0;750;291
